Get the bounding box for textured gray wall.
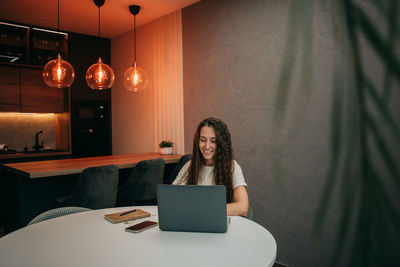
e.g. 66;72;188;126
182;0;346;266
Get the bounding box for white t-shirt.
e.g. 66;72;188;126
172;160;247;189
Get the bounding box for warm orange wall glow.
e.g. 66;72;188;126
111;10;184;155
152;10;184;154
111;18;155;154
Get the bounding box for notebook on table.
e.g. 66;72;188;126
156;184;228;233
104;208;150;223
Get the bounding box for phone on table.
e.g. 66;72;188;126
125;220;158;233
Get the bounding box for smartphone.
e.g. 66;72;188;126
125;220;158;233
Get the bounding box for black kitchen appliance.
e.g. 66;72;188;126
71;100;111;157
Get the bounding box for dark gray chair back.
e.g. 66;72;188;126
246;205;254;221
117;158;165;206
57;165;119;209
28;207;92;226
166;154;191;184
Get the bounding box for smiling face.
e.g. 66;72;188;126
199;125;217;166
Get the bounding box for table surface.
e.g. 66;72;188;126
2;152;182;178
0;206;277;267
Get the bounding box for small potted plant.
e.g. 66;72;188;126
159;140;174;155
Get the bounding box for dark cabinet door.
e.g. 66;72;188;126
69;33;111;101
69;33;111;157
72;122;110;157
0;66;20;112
20;68;66;113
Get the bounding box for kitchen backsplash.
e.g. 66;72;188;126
0;113;56;151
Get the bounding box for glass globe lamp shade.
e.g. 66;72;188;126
42;53;75;88
86;57;115;90
123;64;149;92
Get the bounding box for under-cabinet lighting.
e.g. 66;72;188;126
32;27;68;36
0;113;55;116
0;55;19;62
0;22;29;29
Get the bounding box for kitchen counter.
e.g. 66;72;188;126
2;152;182;178
0;151;71;160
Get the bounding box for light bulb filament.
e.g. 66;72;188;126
133;71;139;85
95;66;104;83
52;61;66;82
57;64;62;80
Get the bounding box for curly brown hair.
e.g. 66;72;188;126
186;117;234;202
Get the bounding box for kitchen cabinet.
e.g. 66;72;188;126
0;64;68;113
69;33;112;157
0;66;20;111
0;22;67;66
0;22;69;113
69;33;110;101
31;28;68;66
0;22;28;65
20;68;67;113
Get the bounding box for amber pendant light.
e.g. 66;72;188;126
42;0;75;88
123;5;149;92
86;0;115;90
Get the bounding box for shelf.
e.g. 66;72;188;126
0;21;68;66
0;23;28;64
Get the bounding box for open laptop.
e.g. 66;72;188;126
156;184;229;233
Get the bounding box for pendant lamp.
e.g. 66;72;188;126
123;5;149;92
42;0;75;88
86;0;115;90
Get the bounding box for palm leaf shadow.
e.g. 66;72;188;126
274;0;400;266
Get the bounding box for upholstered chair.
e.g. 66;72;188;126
28;207;92;226
117;158;165;206
165;154;191;184
56;165;119;209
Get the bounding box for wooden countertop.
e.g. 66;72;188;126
0;151;71;160
2;152;182;179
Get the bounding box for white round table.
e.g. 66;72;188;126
0;206;277;267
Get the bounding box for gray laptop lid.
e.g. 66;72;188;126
157;184;227;233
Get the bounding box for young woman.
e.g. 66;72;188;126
173;117;249;216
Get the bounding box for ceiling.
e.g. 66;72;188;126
0;0;200;38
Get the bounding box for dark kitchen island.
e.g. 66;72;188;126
1;152;181;233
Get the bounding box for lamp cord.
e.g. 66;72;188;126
98;6;100;37
57;0;60;53
57;0;59;33
134;14;136;64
